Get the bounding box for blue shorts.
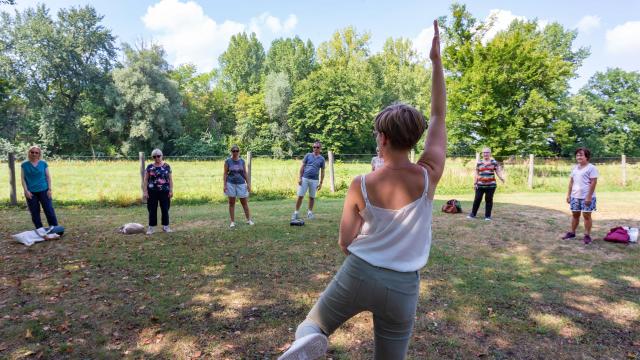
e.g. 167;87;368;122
225;182;248;198
570;197;596;212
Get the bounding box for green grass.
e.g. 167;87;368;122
0;192;639;359
0;157;638;206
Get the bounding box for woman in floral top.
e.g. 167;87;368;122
143;149;173;234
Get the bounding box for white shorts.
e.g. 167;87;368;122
297;177;319;198
225;182;248;198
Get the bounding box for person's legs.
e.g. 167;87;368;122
239;197;251;220
295;255;366;339
308;196;315;212
371;269;419;359
159;191;170;226
147;191;159;226
470;188;484;217
582;212;592;235
570;211;581;233
228;197;236;222
484;187;496;218
26;192;43;228
39;192;59;226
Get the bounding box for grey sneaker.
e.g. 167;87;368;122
291;211;299;221
229;222;236;229
307;210;315;219
162;225;174;233
247;219;255;226
466;215;476;219
484;217;492;221
146;226;154;235
278;333;328;360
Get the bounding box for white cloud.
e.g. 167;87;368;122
484;9;525;40
576;15;601;34
604;21;640;71
412;26;434;58
142;0;298;71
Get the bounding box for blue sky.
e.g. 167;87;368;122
8;0;640;90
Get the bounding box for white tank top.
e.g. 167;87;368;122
347;167;433;272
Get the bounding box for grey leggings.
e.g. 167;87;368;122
296;254;420;359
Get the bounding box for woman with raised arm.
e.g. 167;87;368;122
278;20;446;360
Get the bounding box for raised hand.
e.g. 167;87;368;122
429;20;441;62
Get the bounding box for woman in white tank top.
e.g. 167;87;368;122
278;20;447;360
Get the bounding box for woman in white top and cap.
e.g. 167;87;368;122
278;20;447;360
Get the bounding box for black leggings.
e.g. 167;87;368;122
147;190;170;226
471;187;496;218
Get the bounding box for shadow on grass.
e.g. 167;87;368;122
0;199;638;359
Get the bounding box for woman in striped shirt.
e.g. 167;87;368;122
467;147;505;220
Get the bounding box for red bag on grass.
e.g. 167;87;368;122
603;227;630;244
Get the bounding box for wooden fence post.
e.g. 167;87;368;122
622;154;626;187
139;152;146;202
410;149;415;163
328;151;335;193
8;153;17;205
528;154;534;189
246;151;252;189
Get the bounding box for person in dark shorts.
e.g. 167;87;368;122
562;147;599;244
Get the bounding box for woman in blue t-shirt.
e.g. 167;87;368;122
20;146;59;229
223;145;254;228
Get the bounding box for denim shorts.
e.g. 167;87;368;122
225;182;248;198
570;197;596;212
297;177;319;198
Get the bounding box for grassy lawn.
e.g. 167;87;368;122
1;192;639;359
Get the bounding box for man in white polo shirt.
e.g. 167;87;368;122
292;141;325;220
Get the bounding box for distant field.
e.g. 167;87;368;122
0;157;638;206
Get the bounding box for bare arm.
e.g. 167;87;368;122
143;170;149;199
566;178;573;203
223;162;228;191
338;177;365;255
168;172;173;198
45;167;53;198
318;167;325;190
585;178;597;205
21;168;32;199
496;163;505;183
417;20;446;199
298;159;305;185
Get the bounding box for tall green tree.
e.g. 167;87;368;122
108;43;184;154
441;3;588;155
219;32;264;95
0;5;116;153
288;65;377;153
577;68;640;156
369;37;431;112
265;37;316;86
264;71;294;155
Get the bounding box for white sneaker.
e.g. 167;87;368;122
291;211;299;221
466;215;476;219
247;219;255;226
146;226;154;235
307;211;315;219
484;217;492;221
278;333;328;360
229;222;236;229
162;225;174;233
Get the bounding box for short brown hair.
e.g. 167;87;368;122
575;147;591;160
374;103;426;150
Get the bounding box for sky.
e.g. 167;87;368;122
6;0;640;91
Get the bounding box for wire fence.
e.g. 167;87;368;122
2;153;639;206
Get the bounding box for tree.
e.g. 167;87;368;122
440;3;588;155
232;91;272;153
369;37;431;112
578;68;640;156
219;32;265;95
288;65;377;154
265;37;316;85
108;43;184;154
0;5;116;153
264;71;294;155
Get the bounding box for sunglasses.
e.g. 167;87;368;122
231;150;239;153
30;151;40;155
312;146;320;149
152;155;162;158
